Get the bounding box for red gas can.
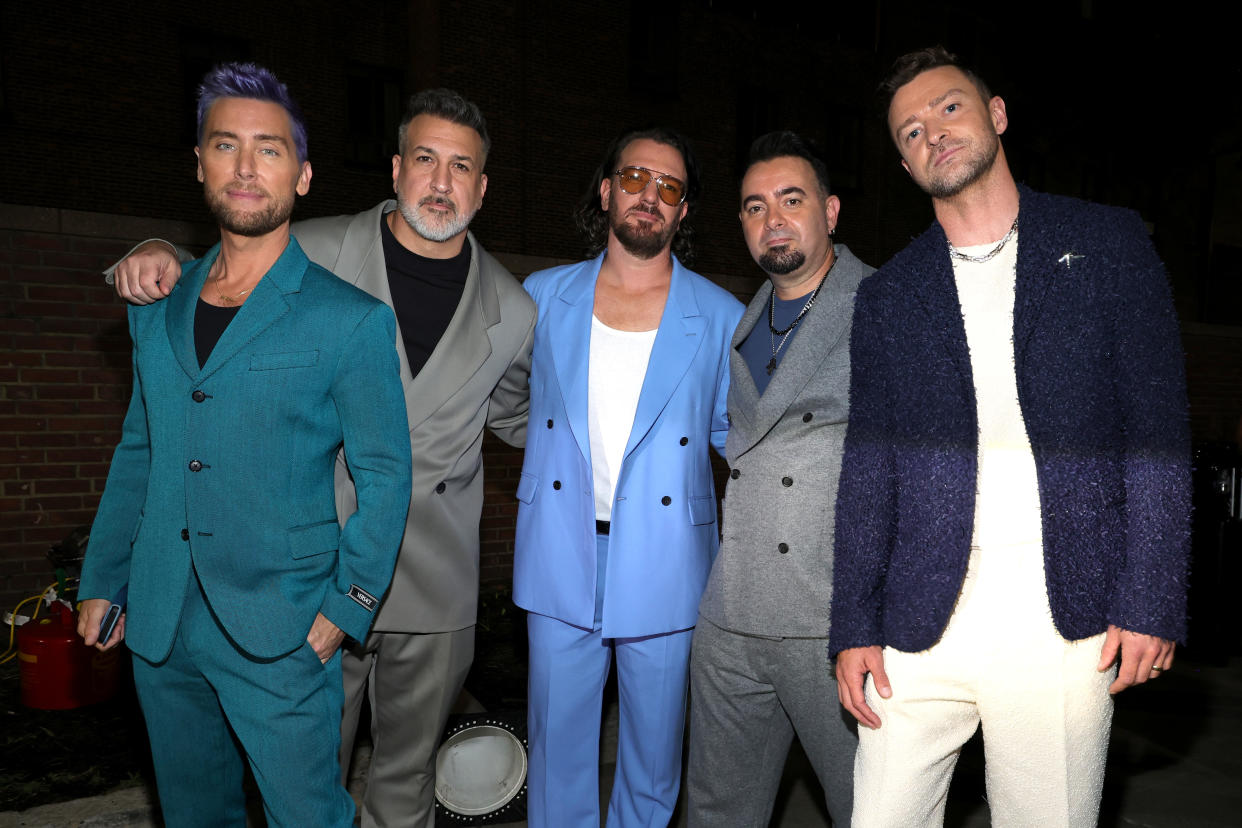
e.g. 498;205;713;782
17;602;121;709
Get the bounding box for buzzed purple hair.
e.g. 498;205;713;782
196;62;309;163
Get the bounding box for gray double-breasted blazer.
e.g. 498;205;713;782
296;201;536;633
698;245;873;637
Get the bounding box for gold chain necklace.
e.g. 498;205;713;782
209;271;254;305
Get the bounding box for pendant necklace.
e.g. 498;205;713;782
209;267;254;306
766;254;836;376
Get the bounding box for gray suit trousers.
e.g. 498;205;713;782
687;617;856;827
340;627;475;828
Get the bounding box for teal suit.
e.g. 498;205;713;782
80;238;412;827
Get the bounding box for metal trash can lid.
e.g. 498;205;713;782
434;723;528;816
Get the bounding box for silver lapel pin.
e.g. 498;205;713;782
1058;252;1085;268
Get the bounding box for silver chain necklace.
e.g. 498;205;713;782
766;254;836;376
947;215;1019;264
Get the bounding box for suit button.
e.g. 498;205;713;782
730;469;740;479
546;419;554;429
191;390;206;403
782;476;793;487
802;412;813;423
188;460;203;472
435;482;446;494
180;528;189;541
661;495;672;506
778;542;789;554
553;480;561;490
679;436;688;446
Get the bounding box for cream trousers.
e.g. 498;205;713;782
853;541;1114;827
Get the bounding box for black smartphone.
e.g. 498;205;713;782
97;584;128;645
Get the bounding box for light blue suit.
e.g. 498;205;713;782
514;253;742;826
80;238;411;827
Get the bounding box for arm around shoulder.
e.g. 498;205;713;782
105;239;194;305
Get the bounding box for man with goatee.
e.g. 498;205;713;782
513;127;742;826
688;130;871;827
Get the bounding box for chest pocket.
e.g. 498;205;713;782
251;350;320;371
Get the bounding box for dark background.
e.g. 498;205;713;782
2;1;1241;611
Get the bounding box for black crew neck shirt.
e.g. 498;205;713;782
380;212;472;378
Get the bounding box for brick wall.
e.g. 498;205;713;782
0;207;554;613
1;213;136;605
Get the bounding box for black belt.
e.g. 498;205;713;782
595;519;610;536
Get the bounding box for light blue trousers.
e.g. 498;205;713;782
525;533;693;827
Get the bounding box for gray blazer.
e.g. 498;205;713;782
697;245;873;637
296;201;536;633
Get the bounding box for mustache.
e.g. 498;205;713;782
419;195;458;213
226;183;269;197
626;205;662;220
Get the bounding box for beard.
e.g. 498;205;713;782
609;204;679;260
397;192;476;243
205;185;295;237
923;131;1001;199
758;245;807;276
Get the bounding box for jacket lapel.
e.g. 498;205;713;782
165;247;215;380
725;282;768;443
546;257;600;466
901;226;973;385
741;246;867;452
193;240;304;383
1012;186;1057;374
622;258;706;459
404;232;495;431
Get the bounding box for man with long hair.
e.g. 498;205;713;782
513;127;742;826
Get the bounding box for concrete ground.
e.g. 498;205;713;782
4;653;1239;827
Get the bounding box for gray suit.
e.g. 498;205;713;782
687;245;872;827
294;201;535;828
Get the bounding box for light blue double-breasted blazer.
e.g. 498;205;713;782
513;253;743;638
80;238;412;662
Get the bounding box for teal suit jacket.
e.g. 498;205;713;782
80;238;412;662
513;254;743;637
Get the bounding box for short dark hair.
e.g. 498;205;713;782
397;88;491;164
877;46;992;122
197;62;308;162
572;126;701;266
744;131;831;198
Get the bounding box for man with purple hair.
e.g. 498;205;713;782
77;62;411;827
105;83;535;827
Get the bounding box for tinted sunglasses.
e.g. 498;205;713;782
614;166;687;206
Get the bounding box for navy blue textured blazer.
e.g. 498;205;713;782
829;186;1191;655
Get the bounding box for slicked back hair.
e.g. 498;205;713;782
573;126;701;266
197;62;309;163
744;131;832;198
397;88;491;165
877;46;993;123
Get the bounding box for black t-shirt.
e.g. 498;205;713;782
194;299;241;368
380;212;471;379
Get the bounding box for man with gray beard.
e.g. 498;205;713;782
107;88;536;828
